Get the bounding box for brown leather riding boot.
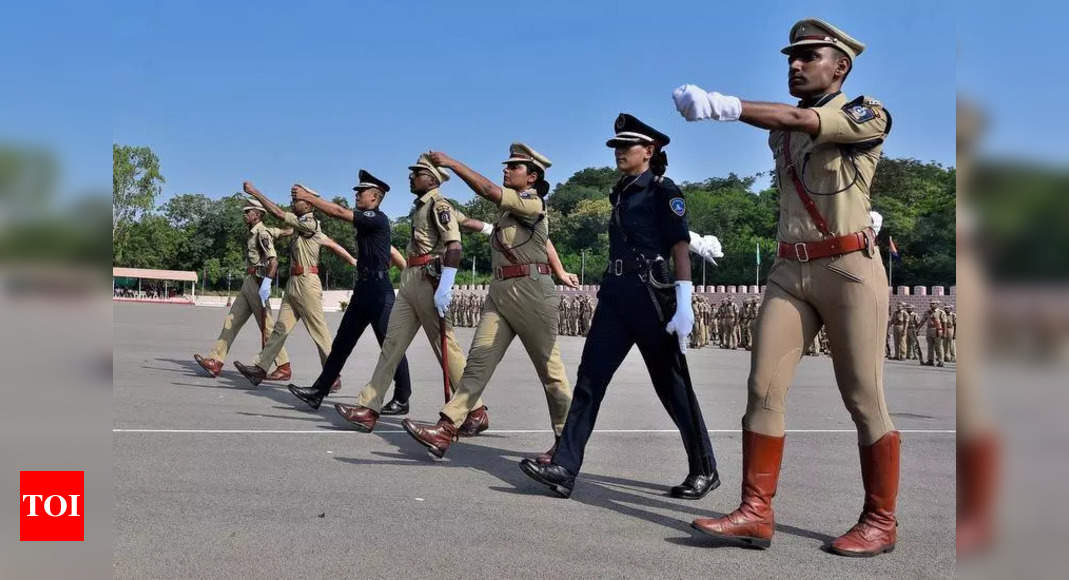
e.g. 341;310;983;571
233;361;267;386
691;430;785;549
536;436;560;465
334;403;379;433
194;354;222;378
265;362;292;381
457;406;489;437
830;430;900;557
402;415;459;459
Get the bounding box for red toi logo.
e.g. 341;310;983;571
19;471;84;541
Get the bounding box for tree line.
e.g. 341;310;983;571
113;144;956;291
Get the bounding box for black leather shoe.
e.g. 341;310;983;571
670;471;721;500
380;399;410;416
288;384;325;410
519;459;575;499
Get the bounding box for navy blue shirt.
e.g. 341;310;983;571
352;208;391;273
608;170;690;261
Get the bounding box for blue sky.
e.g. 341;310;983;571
6;1;962;216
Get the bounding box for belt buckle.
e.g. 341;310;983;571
794;242;810;263
613;259;623;276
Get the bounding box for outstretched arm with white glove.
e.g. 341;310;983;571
664;241;695;354
689;230;724;265
672;84;822;136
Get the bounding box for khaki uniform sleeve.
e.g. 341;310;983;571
433;201;462;244
813;99;889;146
257;230;277;261
498;187;544;219
283;211;318;236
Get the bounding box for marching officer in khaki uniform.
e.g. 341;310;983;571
403;144;576;461
233;182;356;386
676;18;900;556
194;196;291;379
920;299;948;367
891;302;908;360
333;154;488;434
906;304;922;361
943;305;956;362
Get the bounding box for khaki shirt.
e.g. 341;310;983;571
892;309;909;327
407;188;461;257
283;211;324;271
770;92;890;242
246;221;283;275
922;308;948;332
490;187;549;271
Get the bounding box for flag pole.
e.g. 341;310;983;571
755;241;760;287
888;245;893;289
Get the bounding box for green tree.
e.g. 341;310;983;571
113;144;164;264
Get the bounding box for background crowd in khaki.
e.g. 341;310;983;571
452;291;955;362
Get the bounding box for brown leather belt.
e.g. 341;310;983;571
247;267;258;275
495;263;551;280
290;265;319;276
407;254;435;267
777;229;870;262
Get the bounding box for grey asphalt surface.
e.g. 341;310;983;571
114;302;955;579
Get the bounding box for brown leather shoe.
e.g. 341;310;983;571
536;436;560;465
193;354;222;378
457;405;489;437
829;430;900;557
334;403;378;432
233;361;267;386
330;377;341;393
692;430;785;549
265;362;292;382
402;415;458;458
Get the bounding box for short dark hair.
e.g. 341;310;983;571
831;46;852;82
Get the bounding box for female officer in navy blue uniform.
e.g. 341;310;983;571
286;170;412;413
519;114;718;500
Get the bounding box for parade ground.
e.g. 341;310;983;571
113;301;956;578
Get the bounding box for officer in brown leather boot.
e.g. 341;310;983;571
194;196;290;378
337;154;488;433
675;17;900;556
403;144;576;459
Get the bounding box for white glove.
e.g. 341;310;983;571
665;281;694;354
258;277;272;306
689;231;724;265
673;84;742;122
869;211;883;236
478;222;494;236
434;266;458;318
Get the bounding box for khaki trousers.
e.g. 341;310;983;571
355;267;480;413
254;274;331;370
207;275;289;367
743;249;895;445
442;275;572;434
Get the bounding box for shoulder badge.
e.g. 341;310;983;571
669;197;686;217
436;206;452;225
519;190;536;200
844;95;879;124
363;210;376;218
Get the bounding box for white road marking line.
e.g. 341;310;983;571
112;428;955;434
